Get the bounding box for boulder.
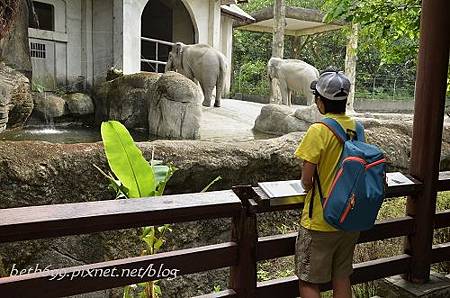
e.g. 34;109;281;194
94;72;161;129
0;63;33;132
149;71;202;139
254;104;311;135
32;92;67;119
64;93;94;115
293;104;323;123
105;67;123;81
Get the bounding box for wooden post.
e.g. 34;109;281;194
230;186;258;297
404;0;450;283
344;23;359;113
270;0;286;104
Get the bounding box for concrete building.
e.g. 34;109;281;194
28;0;253;92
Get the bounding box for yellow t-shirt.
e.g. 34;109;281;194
294;113;356;232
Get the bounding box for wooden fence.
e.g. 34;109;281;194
1;171;450;297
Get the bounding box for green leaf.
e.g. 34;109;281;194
141;226;153;238
101;121;156;198
152;159;177;196
201;176;222;192
154;284;162;295
142;227;156;248
93;164;129;198
122;285;133;298
154;239;164;252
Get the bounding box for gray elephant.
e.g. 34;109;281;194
268;57;319;106
165;42;227;107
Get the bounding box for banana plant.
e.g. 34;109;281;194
95;121;176;298
96;121;220;298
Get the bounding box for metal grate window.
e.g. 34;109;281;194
30;43;46;59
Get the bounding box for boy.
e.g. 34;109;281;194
294;70;360;298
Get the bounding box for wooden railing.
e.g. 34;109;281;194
1;172;450;297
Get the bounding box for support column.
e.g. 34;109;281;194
113;0;124;71
81;0;93;89
404;0;450;283
270;0;285;104
344;23;358;113
208;0;221;49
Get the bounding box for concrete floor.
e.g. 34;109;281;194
200;99;271;142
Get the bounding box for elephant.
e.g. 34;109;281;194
165;42;227;108
267;57;319;106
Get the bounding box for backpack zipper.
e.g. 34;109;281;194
340;194;356;223
324;156;366;208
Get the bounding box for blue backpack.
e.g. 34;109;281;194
310;118;386;232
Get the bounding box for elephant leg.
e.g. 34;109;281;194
280;81;289;105
214;78;224;108
306;93;314;106
202;85;213;107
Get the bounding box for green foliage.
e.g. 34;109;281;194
232;60;270;96
31;81;45;93
323;0;420;65
101;121;156;198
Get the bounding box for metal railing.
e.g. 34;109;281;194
141;37;174;72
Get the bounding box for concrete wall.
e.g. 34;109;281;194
65;0;83;87
186;0;215;46
172;1;195;44
354;99;415;114
92;0;114;83
28;0;69;89
220;15;233;95
81;0;93;88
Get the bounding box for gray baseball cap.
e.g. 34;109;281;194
310;71;351;101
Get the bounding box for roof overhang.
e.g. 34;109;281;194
221;4;255;22
234;6;347;36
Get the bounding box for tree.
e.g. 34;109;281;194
0;0;19;41
0;0;36;77
322;0;421;65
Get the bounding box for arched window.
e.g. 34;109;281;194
29;1;55;31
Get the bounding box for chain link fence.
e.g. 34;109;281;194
355;73;416;101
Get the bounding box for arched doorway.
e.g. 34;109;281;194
141;0;196;73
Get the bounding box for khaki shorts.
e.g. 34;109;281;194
295;225;359;284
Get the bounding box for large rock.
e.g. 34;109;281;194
0;124;443;207
32;92;67;119
254;104;312;135
64;93;94;115
0;63;33;132
94;72;161;129
149;71;202;139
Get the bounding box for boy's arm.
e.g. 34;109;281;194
301;160;316;192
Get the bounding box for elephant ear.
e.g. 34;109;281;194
175;42;183;55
